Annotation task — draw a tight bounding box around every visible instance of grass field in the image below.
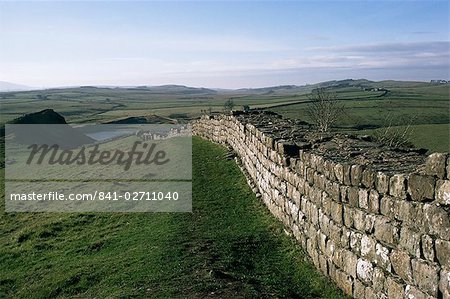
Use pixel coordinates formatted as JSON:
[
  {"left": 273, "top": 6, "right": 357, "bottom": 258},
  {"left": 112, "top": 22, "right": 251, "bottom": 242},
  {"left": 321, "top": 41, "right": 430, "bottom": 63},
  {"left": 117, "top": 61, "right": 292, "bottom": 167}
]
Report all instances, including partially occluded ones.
[
  {"left": 0, "top": 138, "right": 345, "bottom": 298},
  {"left": 357, "top": 123, "right": 450, "bottom": 153}
]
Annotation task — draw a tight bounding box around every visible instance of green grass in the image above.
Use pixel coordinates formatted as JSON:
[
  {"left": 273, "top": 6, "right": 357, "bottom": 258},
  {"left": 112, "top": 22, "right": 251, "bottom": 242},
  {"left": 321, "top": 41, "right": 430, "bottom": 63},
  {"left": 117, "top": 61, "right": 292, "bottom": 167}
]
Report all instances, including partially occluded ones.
[
  {"left": 357, "top": 123, "right": 450, "bottom": 153},
  {"left": 408, "top": 124, "right": 450, "bottom": 152},
  {"left": 272, "top": 97, "right": 449, "bottom": 129},
  {"left": 0, "top": 138, "right": 345, "bottom": 298}
]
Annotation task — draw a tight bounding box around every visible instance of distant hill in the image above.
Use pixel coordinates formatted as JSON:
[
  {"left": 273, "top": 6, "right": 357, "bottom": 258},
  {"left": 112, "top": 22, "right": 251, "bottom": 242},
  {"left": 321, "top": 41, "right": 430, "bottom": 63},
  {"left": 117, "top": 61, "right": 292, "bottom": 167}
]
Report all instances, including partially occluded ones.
[
  {"left": 0, "top": 84, "right": 218, "bottom": 97},
  {"left": 315, "top": 78, "right": 372, "bottom": 88},
  {"left": 230, "top": 79, "right": 377, "bottom": 96},
  {"left": 0, "top": 79, "right": 437, "bottom": 99},
  {"left": 133, "top": 85, "right": 217, "bottom": 95},
  {"left": 0, "top": 81, "right": 34, "bottom": 92},
  {"left": 231, "top": 85, "right": 313, "bottom": 96}
]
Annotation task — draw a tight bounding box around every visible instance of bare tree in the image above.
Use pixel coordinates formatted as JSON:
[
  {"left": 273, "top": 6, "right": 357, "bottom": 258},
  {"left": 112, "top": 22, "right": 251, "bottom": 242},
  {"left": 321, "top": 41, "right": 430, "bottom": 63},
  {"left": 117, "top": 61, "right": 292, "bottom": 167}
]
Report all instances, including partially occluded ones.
[
  {"left": 224, "top": 99, "right": 235, "bottom": 112},
  {"left": 372, "top": 114, "right": 415, "bottom": 147},
  {"left": 306, "top": 88, "right": 345, "bottom": 132}
]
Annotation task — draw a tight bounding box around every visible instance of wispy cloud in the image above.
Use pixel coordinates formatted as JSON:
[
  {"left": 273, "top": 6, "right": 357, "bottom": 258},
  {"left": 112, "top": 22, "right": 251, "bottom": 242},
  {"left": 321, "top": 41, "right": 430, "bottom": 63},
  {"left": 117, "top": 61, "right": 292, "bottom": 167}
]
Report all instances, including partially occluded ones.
[
  {"left": 290, "top": 41, "right": 449, "bottom": 70},
  {"left": 310, "top": 41, "right": 449, "bottom": 54}
]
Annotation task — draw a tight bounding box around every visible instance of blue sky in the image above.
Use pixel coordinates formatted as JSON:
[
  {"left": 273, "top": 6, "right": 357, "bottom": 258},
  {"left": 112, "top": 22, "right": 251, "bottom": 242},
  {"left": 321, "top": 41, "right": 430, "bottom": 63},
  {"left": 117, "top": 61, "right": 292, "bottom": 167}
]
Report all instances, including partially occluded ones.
[{"left": 0, "top": 1, "right": 448, "bottom": 88}]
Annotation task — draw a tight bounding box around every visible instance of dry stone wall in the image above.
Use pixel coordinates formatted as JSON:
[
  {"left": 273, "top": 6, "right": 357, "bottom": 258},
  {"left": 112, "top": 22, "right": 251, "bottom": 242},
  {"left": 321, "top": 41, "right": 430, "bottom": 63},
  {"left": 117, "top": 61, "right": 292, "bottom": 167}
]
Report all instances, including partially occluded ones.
[{"left": 193, "top": 111, "right": 450, "bottom": 299}]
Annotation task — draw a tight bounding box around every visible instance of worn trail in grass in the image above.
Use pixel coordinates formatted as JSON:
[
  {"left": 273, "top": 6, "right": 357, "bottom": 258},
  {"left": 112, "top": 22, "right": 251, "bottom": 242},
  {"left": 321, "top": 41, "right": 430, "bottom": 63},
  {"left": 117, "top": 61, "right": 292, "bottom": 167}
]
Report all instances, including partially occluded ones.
[{"left": 0, "top": 138, "right": 344, "bottom": 298}]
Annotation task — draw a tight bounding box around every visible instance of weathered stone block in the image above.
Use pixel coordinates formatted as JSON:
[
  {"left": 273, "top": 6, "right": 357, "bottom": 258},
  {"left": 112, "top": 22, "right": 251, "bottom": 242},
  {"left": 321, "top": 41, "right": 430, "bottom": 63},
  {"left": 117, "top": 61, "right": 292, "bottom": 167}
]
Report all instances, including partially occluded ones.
[
  {"left": 396, "top": 200, "right": 417, "bottom": 227},
  {"left": 380, "top": 195, "right": 398, "bottom": 219},
  {"left": 365, "top": 214, "right": 376, "bottom": 233},
  {"left": 361, "top": 169, "right": 375, "bottom": 189},
  {"left": 306, "top": 167, "right": 315, "bottom": 184},
  {"left": 315, "top": 173, "right": 325, "bottom": 190},
  {"left": 405, "top": 285, "right": 431, "bottom": 299},
  {"left": 390, "top": 249, "right": 413, "bottom": 282},
  {"left": 421, "top": 235, "right": 435, "bottom": 262},
  {"left": 327, "top": 182, "right": 340, "bottom": 202},
  {"left": 342, "top": 249, "right": 358, "bottom": 278},
  {"left": 310, "top": 187, "right": 322, "bottom": 206},
  {"left": 364, "top": 287, "right": 378, "bottom": 299},
  {"left": 353, "top": 278, "right": 365, "bottom": 299},
  {"left": 448, "top": 156, "right": 450, "bottom": 180},
  {"left": 329, "top": 222, "right": 342, "bottom": 247},
  {"left": 375, "top": 243, "right": 392, "bottom": 272},
  {"left": 343, "top": 164, "right": 352, "bottom": 186},
  {"left": 351, "top": 165, "right": 364, "bottom": 186},
  {"left": 425, "top": 152, "right": 447, "bottom": 179},
  {"left": 423, "top": 203, "right": 450, "bottom": 240},
  {"left": 321, "top": 192, "right": 332, "bottom": 217},
  {"left": 358, "top": 188, "right": 369, "bottom": 210},
  {"left": 310, "top": 203, "right": 319, "bottom": 225},
  {"left": 334, "top": 163, "right": 344, "bottom": 184},
  {"left": 408, "top": 173, "right": 435, "bottom": 201},
  {"left": 318, "top": 232, "right": 328, "bottom": 254},
  {"left": 328, "top": 258, "right": 337, "bottom": 280},
  {"left": 374, "top": 216, "right": 399, "bottom": 247},
  {"left": 292, "top": 189, "right": 301, "bottom": 206},
  {"left": 436, "top": 179, "right": 450, "bottom": 205},
  {"left": 352, "top": 209, "right": 366, "bottom": 232},
  {"left": 318, "top": 254, "right": 328, "bottom": 275},
  {"left": 389, "top": 174, "right": 407, "bottom": 199},
  {"left": 348, "top": 186, "right": 359, "bottom": 207},
  {"left": 324, "top": 160, "right": 334, "bottom": 181},
  {"left": 435, "top": 239, "right": 450, "bottom": 269},
  {"left": 357, "top": 258, "right": 373, "bottom": 285},
  {"left": 330, "top": 201, "right": 343, "bottom": 224},
  {"left": 376, "top": 172, "right": 389, "bottom": 194},
  {"left": 439, "top": 269, "right": 450, "bottom": 299},
  {"left": 325, "top": 238, "right": 335, "bottom": 257},
  {"left": 399, "top": 227, "right": 421, "bottom": 258},
  {"left": 368, "top": 189, "right": 380, "bottom": 214},
  {"left": 350, "top": 231, "right": 363, "bottom": 255},
  {"left": 385, "top": 276, "right": 405, "bottom": 299},
  {"left": 341, "top": 227, "right": 351, "bottom": 249},
  {"left": 298, "top": 149, "right": 306, "bottom": 162},
  {"left": 316, "top": 155, "right": 325, "bottom": 174},
  {"left": 411, "top": 258, "right": 439, "bottom": 297},
  {"left": 361, "top": 235, "right": 376, "bottom": 260},
  {"left": 372, "top": 267, "right": 386, "bottom": 293},
  {"left": 343, "top": 205, "right": 353, "bottom": 228},
  {"left": 332, "top": 248, "right": 343, "bottom": 269},
  {"left": 335, "top": 269, "right": 353, "bottom": 296}
]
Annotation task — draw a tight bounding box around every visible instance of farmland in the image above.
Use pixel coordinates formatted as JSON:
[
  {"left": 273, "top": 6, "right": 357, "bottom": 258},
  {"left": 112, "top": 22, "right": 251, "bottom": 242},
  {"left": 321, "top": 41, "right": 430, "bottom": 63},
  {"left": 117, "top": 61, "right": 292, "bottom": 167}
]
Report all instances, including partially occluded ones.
[{"left": 0, "top": 79, "right": 448, "bottom": 152}]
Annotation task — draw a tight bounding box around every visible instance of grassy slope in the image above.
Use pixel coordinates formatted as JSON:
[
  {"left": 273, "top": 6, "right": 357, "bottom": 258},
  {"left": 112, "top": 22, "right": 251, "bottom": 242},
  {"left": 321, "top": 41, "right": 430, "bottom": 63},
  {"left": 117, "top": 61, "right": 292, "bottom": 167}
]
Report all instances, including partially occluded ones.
[{"left": 0, "top": 138, "right": 345, "bottom": 299}]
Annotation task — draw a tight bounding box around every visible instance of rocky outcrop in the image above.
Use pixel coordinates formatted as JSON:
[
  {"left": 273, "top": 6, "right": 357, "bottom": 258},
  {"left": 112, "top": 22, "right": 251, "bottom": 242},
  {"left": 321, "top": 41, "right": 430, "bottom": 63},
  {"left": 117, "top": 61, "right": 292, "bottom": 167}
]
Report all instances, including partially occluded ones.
[
  {"left": 10, "top": 109, "right": 67, "bottom": 124},
  {"left": 193, "top": 111, "right": 450, "bottom": 299},
  {"left": 8, "top": 109, "right": 95, "bottom": 149}
]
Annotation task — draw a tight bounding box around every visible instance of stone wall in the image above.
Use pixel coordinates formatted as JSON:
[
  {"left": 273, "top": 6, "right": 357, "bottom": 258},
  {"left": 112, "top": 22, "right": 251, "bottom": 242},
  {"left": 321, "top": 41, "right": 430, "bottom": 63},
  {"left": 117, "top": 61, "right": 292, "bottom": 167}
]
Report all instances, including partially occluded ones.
[{"left": 193, "top": 112, "right": 450, "bottom": 299}]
